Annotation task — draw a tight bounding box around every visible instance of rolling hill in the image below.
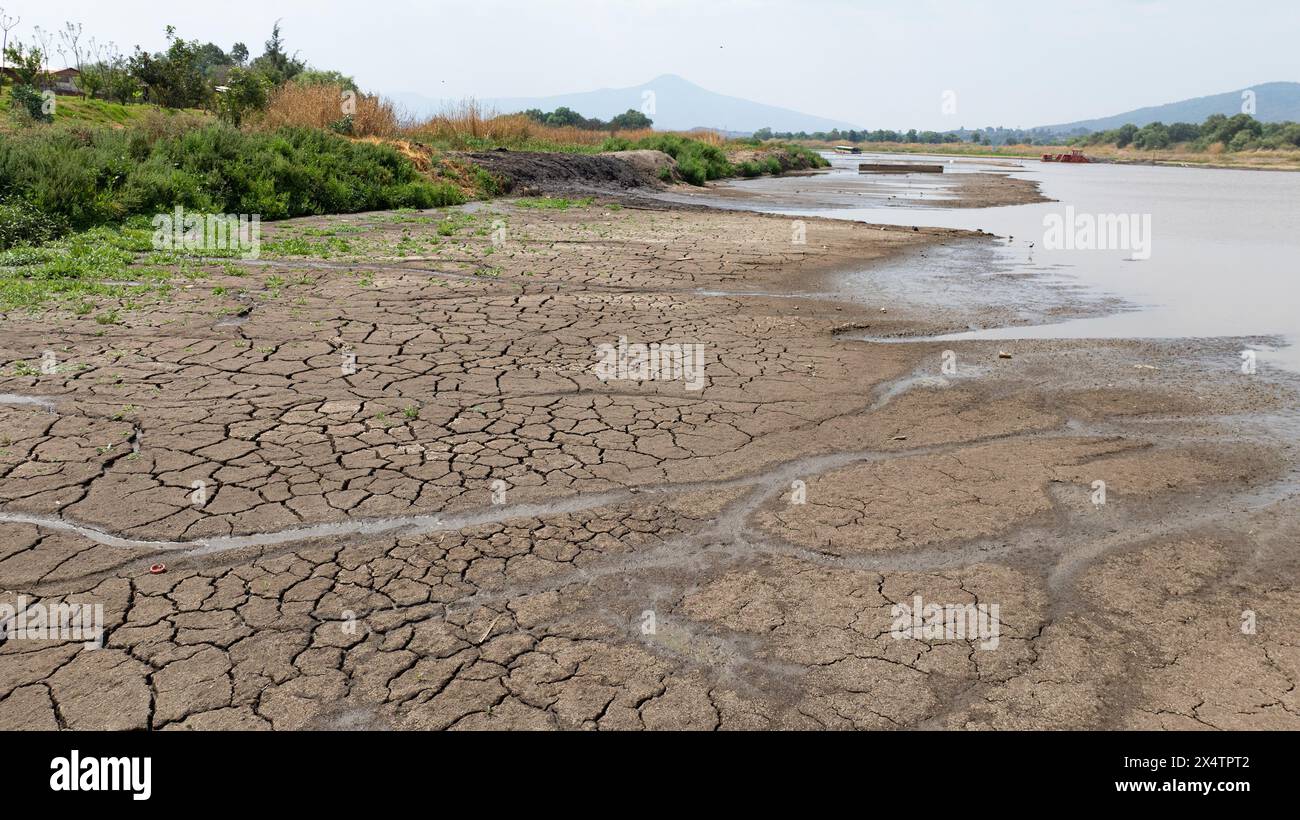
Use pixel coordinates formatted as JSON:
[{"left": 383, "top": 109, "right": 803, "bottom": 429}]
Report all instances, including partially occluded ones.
[{"left": 1038, "top": 81, "right": 1300, "bottom": 133}]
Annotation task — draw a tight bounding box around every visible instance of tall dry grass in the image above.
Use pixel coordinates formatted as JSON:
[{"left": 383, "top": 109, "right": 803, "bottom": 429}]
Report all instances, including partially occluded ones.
[
  {"left": 402, "top": 98, "right": 731, "bottom": 151},
  {"left": 403, "top": 99, "right": 657, "bottom": 150},
  {"left": 255, "top": 89, "right": 730, "bottom": 154},
  {"left": 256, "top": 82, "right": 399, "bottom": 138}
]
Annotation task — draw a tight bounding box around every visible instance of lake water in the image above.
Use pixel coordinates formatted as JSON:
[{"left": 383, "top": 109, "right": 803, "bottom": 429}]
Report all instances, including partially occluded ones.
[{"left": 725, "top": 151, "right": 1300, "bottom": 372}]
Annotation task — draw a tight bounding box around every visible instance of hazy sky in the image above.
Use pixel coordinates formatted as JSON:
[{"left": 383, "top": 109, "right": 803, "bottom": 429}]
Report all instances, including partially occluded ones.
[{"left": 4, "top": 0, "right": 1296, "bottom": 129}]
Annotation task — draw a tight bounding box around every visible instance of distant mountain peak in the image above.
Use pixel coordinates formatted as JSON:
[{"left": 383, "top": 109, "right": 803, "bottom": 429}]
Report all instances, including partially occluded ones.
[{"left": 391, "top": 74, "right": 859, "bottom": 134}]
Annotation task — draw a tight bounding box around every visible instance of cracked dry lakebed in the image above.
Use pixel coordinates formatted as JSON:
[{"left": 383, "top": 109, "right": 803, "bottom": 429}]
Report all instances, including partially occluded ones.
[{"left": 2, "top": 182, "right": 1299, "bottom": 731}]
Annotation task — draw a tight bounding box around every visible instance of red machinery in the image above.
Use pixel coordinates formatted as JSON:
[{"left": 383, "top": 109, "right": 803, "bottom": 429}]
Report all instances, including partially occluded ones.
[{"left": 1041, "top": 148, "right": 1091, "bottom": 163}]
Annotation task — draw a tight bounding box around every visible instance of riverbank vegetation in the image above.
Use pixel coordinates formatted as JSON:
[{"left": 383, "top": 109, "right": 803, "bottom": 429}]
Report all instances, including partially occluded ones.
[
  {"left": 0, "top": 19, "right": 821, "bottom": 237},
  {"left": 768, "top": 112, "right": 1300, "bottom": 170},
  {"left": 796, "top": 137, "right": 1300, "bottom": 171},
  {"left": 0, "top": 16, "right": 828, "bottom": 316}
]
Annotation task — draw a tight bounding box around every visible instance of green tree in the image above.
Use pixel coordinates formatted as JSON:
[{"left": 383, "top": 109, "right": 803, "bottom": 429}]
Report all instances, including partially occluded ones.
[
  {"left": 1228, "top": 129, "right": 1257, "bottom": 152},
  {"left": 3, "top": 40, "right": 43, "bottom": 85},
  {"left": 1113, "top": 123, "right": 1138, "bottom": 148},
  {"left": 128, "top": 26, "right": 211, "bottom": 108},
  {"left": 75, "top": 67, "right": 104, "bottom": 98},
  {"left": 1200, "top": 114, "right": 1227, "bottom": 141},
  {"left": 215, "top": 66, "right": 269, "bottom": 126},
  {"left": 1166, "top": 122, "right": 1199, "bottom": 143},
  {"left": 544, "top": 106, "right": 586, "bottom": 127},
  {"left": 1133, "top": 122, "right": 1170, "bottom": 150},
  {"left": 250, "top": 21, "right": 304, "bottom": 86},
  {"left": 102, "top": 53, "right": 142, "bottom": 103},
  {"left": 3, "top": 41, "right": 50, "bottom": 123},
  {"left": 609, "top": 108, "right": 652, "bottom": 130},
  {"left": 294, "top": 69, "right": 358, "bottom": 92},
  {"left": 193, "top": 42, "right": 234, "bottom": 79},
  {"left": 1278, "top": 123, "right": 1300, "bottom": 147}
]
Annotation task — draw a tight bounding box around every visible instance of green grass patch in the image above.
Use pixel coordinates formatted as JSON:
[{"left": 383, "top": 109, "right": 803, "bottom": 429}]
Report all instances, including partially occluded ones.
[
  {"left": 0, "top": 199, "right": 69, "bottom": 250},
  {"left": 0, "top": 95, "right": 209, "bottom": 127},
  {"left": 0, "top": 224, "right": 171, "bottom": 311},
  {"left": 512, "top": 196, "right": 594, "bottom": 210}
]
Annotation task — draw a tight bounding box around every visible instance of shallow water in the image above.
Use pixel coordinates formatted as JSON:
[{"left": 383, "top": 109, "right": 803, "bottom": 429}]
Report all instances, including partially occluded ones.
[
  {"left": 0, "top": 393, "right": 57, "bottom": 411},
  {"left": 727, "top": 151, "right": 1300, "bottom": 372}
]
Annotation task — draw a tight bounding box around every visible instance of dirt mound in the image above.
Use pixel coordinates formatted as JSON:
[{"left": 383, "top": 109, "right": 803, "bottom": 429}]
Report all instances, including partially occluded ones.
[
  {"left": 459, "top": 149, "right": 663, "bottom": 194},
  {"left": 360, "top": 138, "right": 484, "bottom": 198},
  {"left": 600, "top": 149, "right": 679, "bottom": 181}
]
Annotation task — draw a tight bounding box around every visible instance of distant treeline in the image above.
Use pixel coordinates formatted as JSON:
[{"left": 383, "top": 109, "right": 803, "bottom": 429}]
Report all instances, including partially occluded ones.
[
  {"left": 759, "top": 125, "right": 1061, "bottom": 146},
  {"left": 760, "top": 114, "right": 1300, "bottom": 151},
  {"left": 756, "top": 127, "right": 966, "bottom": 144},
  {"left": 1073, "top": 114, "right": 1300, "bottom": 151},
  {"left": 519, "top": 106, "right": 653, "bottom": 131}
]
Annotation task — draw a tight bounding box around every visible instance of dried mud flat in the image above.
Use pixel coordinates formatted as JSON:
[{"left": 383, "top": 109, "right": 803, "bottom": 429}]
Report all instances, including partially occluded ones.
[{"left": 2, "top": 190, "right": 1298, "bottom": 730}]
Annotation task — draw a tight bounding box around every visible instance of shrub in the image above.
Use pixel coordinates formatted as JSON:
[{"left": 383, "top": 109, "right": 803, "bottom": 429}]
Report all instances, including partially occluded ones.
[
  {"left": 328, "top": 114, "right": 354, "bottom": 135},
  {"left": 777, "top": 144, "right": 829, "bottom": 169},
  {"left": 472, "top": 167, "right": 503, "bottom": 197},
  {"left": 632, "top": 134, "right": 733, "bottom": 185},
  {"left": 9, "top": 84, "right": 52, "bottom": 124},
  {"left": 676, "top": 156, "right": 708, "bottom": 185},
  {"left": 599, "top": 137, "right": 633, "bottom": 152},
  {"left": 0, "top": 199, "right": 69, "bottom": 249},
  {"left": 0, "top": 121, "right": 450, "bottom": 227}
]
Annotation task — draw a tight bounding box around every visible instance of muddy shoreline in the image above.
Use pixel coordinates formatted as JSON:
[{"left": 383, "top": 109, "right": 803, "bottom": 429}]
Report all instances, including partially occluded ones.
[
  {"left": 657, "top": 168, "right": 1049, "bottom": 210},
  {"left": 802, "top": 145, "right": 1300, "bottom": 173},
  {"left": 1, "top": 170, "right": 1297, "bottom": 730}
]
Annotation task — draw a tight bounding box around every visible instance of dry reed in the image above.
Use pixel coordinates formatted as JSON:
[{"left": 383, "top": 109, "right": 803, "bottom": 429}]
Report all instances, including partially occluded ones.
[{"left": 256, "top": 82, "right": 399, "bottom": 138}]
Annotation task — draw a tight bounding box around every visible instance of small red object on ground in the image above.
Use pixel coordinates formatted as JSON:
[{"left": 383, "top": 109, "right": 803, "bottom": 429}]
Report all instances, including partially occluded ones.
[{"left": 149, "top": 563, "right": 166, "bottom": 574}]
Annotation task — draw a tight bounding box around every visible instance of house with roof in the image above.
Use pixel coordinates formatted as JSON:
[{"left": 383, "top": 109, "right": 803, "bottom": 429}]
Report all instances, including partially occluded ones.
[{"left": 0, "top": 67, "right": 81, "bottom": 94}]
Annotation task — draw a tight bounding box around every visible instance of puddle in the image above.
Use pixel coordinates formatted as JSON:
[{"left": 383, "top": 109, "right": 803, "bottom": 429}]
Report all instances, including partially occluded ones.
[{"left": 0, "top": 394, "right": 58, "bottom": 412}]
